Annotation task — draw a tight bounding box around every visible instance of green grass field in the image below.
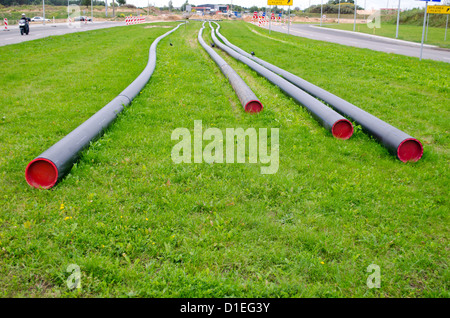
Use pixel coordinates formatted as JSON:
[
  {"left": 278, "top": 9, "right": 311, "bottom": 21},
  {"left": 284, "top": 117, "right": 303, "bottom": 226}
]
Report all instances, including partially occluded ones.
[
  {"left": 0, "top": 20, "right": 448, "bottom": 298},
  {"left": 323, "top": 22, "right": 450, "bottom": 49}
]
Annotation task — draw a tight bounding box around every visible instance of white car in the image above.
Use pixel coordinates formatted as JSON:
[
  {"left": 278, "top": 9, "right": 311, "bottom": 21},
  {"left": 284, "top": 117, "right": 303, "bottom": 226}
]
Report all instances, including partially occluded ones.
[{"left": 31, "top": 16, "right": 50, "bottom": 22}]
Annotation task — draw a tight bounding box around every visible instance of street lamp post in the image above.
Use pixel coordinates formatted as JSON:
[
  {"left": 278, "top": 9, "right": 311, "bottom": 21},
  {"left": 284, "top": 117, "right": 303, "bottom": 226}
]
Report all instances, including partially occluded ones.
[
  {"left": 396, "top": 0, "right": 401, "bottom": 38},
  {"left": 338, "top": 0, "right": 341, "bottom": 24},
  {"left": 420, "top": 1, "right": 428, "bottom": 61},
  {"left": 320, "top": 0, "right": 323, "bottom": 27},
  {"left": 353, "top": 0, "right": 357, "bottom": 31},
  {"left": 43, "top": 0, "right": 46, "bottom": 25}
]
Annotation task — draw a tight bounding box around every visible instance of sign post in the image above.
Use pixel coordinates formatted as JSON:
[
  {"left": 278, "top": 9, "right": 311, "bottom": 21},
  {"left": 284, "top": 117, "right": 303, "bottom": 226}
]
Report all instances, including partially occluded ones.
[
  {"left": 425, "top": 3, "right": 450, "bottom": 40},
  {"left": 338, "top": 0, "right": 341, "bottom": 24},
  {"left": 321, "top": 0, "right": 323, "bottom": 26},
  {"left": 268, "top": 0, "right": 293, "bottom": 34},
  {"left": 396, "top": 0, "right": 401, "bottom": 38},
  {"left": 446, "top": 14, "right": 449, "bottom": 40},
  {"left": 420, "top": 1, "right": 429, "bottom": 60},
  {"left": 419, "top": 0, "right": 442, "bottom": 61},
  {"left": 269, "top": 6, "right": 272, "bottom": 34}
]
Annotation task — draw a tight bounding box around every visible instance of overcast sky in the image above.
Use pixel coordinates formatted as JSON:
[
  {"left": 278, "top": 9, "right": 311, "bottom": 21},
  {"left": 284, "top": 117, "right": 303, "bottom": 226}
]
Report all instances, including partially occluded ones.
[{"left": 117, "top": 0, "right": 449, "bottom": 11}]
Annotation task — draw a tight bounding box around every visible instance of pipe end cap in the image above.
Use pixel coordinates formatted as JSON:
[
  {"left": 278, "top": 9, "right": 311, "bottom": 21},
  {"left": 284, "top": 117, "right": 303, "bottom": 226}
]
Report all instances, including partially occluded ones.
[
  {"left": 332, "top": 119, "right": 353, "bottom": 140},
  {"left": 397, "top": 138, "right": 423, "bottom": 162},
  {"left": 244, "top": 100, "right": 263, "bottom": 113},
  {"left": 25, "top": 158, "right": 58, "bottom": 189}
]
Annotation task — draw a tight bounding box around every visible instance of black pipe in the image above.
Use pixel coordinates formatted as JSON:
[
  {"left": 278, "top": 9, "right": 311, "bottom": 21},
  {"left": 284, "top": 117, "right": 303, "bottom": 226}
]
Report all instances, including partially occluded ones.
[
  {"left": 208, "top": 22, "right": 353, "bottom": 140},
  {"left": 213, "top": 22, "right": 423, "bottom": 162},
  {"left": 198, "top": 22, "right": 263, "bottom": 113},
  {"left": 25, "top": 24, "right": 182, "bottom": 189}
]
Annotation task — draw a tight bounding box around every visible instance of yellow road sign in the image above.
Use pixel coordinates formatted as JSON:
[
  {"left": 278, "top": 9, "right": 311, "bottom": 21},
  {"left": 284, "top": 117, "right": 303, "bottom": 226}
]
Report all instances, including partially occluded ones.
[
  {"left": 427, "top": 5, "right": 450, "bottom": 14},
  {"left": 268, "top": 0, "right": 293, "bottom": 5}
]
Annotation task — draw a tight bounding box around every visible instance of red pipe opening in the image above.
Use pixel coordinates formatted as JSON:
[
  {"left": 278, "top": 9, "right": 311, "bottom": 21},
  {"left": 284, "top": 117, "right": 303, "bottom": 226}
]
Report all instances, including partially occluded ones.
[
  {"left": 25, "top": 158, "right": 58, "bottom": 189},
  {"left": 397, "top": 138, "right": 423, "bottom": 162},
  {"left": 332, "top": 119, "right": 353, "bottom": 140},
  {"left": 244, "top": 100, "right": 263, "bottom": 113}
]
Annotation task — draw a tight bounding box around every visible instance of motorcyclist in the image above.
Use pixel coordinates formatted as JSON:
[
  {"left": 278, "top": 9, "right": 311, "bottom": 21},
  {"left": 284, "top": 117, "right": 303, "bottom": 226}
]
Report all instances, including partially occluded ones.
[
  {"left": 20, "top": 13, "right": 31, "bottom": 22},
  {"left": 19, "top": 13, "right": 30, "bottom": 34}
]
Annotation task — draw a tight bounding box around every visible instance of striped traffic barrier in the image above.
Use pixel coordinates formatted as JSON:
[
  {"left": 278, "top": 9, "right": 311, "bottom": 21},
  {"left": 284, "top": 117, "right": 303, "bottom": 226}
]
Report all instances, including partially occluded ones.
[
  {"left": 125, "top": 16, "right": 146, "bottom": 25},
  {"left": 3, "top": 18, "right": 9, "bottom": 31}
]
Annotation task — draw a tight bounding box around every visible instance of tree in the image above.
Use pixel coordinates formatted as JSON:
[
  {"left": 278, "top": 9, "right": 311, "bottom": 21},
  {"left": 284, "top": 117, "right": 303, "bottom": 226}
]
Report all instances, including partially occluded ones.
[
  {"left": 328, "top": 0, "right": 355, "bottom": 3},
  {"left": 168, "top": 0, "right": 173, "bottom": 11},
  {"left": 117, "top": 0, "right": 125, "bottom": 5},
  {"left": 181, "top": 0, "right": 190, "bottom": 11},
  {"left": 81, "top": 0, "right": 90, "bottom": 8}
]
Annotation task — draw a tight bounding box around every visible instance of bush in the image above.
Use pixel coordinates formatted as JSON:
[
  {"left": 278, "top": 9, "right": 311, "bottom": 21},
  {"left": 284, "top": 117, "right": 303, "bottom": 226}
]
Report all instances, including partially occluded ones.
[
  {"left": 384, "top": 8, "right": 449, "bottom": 28},
  {"left": 305, "top": 4, "right": 356, "bottom": 14}
]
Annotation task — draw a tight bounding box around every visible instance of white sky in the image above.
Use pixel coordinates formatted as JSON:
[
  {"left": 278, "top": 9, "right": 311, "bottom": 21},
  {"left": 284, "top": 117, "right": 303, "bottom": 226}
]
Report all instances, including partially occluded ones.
[{"left": 117, "top": 0, "right": 450, "bottom": 11}]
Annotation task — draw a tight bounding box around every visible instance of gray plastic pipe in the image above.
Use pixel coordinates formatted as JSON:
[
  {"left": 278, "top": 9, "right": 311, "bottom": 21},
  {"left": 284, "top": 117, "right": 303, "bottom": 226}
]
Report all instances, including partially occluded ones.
[
  {"left": 198, "top": 22, "right": 263, "bottom": 113},
  {"left": 213, "top": 22, "right": 423, "bottom": 162},
  {"left": 25, "top": 24, "right": 182, "bottom": 189},
  {"left": 208, "top": 22, "right": 353, "bottom": 141}
]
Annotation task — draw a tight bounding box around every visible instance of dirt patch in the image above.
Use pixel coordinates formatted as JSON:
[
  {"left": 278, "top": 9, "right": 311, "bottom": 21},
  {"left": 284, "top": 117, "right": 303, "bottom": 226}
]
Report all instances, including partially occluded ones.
[
  {"left": 248, "top": 28, "right": 290, "bottom": 44},
  {"left": 188, "top": 38, "right": 198, "bottom": 48}
]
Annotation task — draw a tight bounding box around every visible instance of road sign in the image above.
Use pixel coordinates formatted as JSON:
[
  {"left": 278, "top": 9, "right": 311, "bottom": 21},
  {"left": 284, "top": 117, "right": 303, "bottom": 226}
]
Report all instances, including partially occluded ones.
[
  {"left": 427, "top": 5, "right": 450, "bottom": 13},
  {"left": 268, "top": 0, "right": 293, "bottom": 5}
]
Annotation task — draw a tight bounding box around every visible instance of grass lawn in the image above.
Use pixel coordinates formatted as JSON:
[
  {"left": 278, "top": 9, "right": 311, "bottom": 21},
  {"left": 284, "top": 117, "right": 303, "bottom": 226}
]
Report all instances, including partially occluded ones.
[
  {"left": 322, "top": 22, "right": 450, "bottom": 49},
  {"left": 0, "top": 20, "right": 448, "bottom": 298}
]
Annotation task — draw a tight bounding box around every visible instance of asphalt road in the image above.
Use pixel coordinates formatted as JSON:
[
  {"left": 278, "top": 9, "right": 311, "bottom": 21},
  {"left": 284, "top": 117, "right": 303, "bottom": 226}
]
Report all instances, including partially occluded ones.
[
  {"left": 0, "top": 21, "right": 123, "bottom": 47},
  {"left": 265, "top": 23, "right": 450, "bottom": 63}
]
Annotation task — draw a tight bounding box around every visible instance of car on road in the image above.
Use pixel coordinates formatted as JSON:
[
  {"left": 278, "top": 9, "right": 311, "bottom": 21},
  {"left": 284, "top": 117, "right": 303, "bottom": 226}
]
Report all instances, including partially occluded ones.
[
  {"left": 31, "top": 16, "right": 50, "bottom": 22},
  {"left": 74, "top": 16, "right": 92, "bottom": 22}
]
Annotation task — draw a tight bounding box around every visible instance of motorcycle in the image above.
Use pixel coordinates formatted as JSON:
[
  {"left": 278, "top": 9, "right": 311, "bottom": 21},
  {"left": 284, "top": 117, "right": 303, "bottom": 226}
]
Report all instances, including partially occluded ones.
[{"left": 19, "top": 18, "right": 29, "bottom": 35}]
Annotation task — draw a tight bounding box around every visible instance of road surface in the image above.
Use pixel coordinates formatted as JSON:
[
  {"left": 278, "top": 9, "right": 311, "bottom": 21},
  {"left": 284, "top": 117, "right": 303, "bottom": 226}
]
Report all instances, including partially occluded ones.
[
  {"left": 265, "top": 23, "right": 450, "bottom": 63},
  {"left": 0, "top": 21, "right": 123, "bottom": 47}
]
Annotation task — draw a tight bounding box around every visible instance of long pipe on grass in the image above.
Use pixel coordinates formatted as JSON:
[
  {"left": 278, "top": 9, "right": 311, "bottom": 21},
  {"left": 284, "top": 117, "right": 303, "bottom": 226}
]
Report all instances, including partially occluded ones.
[
  {"left": 198, "top": 22, "right": 263, "bottom": 113},
  {"left": 208, "top": 22, "right": 353, "bottom": 140},
  {"left": 25, "top": 24, "right": 183, "bottom": 189},
  {"left": 213, "top": 22, "right": 423, "bottom": 162}
]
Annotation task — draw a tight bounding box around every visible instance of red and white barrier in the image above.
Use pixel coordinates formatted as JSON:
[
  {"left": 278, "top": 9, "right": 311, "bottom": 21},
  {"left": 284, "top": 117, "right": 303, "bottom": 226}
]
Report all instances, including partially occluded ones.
[
  {"left": 3, "top": 18, "right": 9, "bottom": 31},
  {"left": 125, "top": 16, "right": 146, "bottom": 25},
  {"left": 252, "top": 11, "right": 257, "bottom": 24}
]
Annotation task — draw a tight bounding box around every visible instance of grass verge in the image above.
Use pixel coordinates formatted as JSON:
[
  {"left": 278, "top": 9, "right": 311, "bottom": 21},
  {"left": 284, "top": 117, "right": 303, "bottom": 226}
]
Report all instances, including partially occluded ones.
[
  {"left": 0, "top": 20, "right": 448, "bottom": 297},
  {"left": 322, "top": 22, "right": 450, "bottom": 49}
]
